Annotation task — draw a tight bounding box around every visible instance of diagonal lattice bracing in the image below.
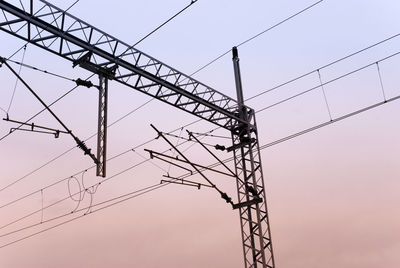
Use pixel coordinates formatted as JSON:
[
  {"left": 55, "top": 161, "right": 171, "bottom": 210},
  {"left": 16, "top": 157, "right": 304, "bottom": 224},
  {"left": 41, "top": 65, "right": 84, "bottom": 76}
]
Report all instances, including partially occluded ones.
[{"left": 0, "top": 0, "right": 248, "bottom": 130}]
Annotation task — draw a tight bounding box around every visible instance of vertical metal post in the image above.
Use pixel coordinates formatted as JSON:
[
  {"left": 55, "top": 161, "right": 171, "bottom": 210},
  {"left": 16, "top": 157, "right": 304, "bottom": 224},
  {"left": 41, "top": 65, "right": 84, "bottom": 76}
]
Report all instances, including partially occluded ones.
[
  {"left": 232, "top": 47, "right": 275, "bottom": 268},
  {"left": 96, "top": 74, "right": 108, "bottom": 177}
]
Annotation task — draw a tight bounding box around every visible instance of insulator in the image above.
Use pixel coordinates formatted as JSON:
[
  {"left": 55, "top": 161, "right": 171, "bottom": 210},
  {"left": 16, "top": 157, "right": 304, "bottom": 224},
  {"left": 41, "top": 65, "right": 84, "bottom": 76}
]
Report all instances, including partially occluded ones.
[
  {"left": 215, "top": 144, "right": 226, "bottom": 151},
  {"left": 221, "top": 192, "right": 232, "bottom": 204},
  {"left": 75, "top": 78, "right": 94, "bottom": 88}
]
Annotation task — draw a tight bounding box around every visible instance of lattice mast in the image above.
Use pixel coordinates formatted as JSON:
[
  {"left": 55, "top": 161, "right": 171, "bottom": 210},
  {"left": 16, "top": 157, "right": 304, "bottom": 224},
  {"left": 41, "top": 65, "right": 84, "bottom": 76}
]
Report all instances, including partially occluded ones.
[{"left": 232, "top": 47, "right": 275, "bottom": 267}]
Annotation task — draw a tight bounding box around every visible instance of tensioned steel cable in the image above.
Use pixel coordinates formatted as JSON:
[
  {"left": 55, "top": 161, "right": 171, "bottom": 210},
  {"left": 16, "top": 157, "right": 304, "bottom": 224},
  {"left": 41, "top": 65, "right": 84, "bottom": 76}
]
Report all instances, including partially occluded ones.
[
  {"left": 0, "top": 134, "right": 224, "bottom": 243},
  {"left": 131, "top": 0, "right": 199, "bottom": 48},
  {"left": 2, "top": 0, "right": 395, "bottom": 228},
  {"left": 255, "top": 50, "right": 400, "bottom": 114},
  {"left": 2, "top": 45, "right": 397, "bottom": 195},
  {"left": 6, "top": 58, "right": 76, "bottom": 82},
  {"left": 0, "top": 0, "right": 203, "bottom": 192},
  {"left": 0, "top": 179, "right": 173, "bottom": 249},
  {"left": 2, "top": 89, "right": 400, "bottom": 248},
  {"left": 1, "top": 0, "right": 322, "bottom": 190},
  {"left": 6, "top": 46, "right": 26, "bottom": 114},
  {"left": 0, "top": 120, "right": 210, "bottom": 211},
  {"left": 187, "top": 0, "right": 324, "bottom": 77},
  {"left": 173, "top": 92, "right": 400, "bottom": 181},
  {"left": 3, "top": 1, "right": 400, "bottom": 249},
  {"left": 0, "top": 130, "right": 214, "bottom": 232},
  {"left": 245, "top": 32, "right": 400, "bottom": 102}
]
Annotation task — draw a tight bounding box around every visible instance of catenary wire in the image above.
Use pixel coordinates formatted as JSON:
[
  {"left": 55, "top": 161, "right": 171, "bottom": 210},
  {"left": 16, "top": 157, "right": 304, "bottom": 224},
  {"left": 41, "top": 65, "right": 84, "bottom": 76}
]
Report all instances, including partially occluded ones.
[
  {"left": 6, "top": 58, "right": 76, "bottom": 82},
  {"left": 2, "top": 87, "right": 400, "bottom": 248},
  {"left": 1, "top": 0, "right": 398, "bottom": 249},
  {"left": 0, "top": 130, "right": 206, "bottom": 230},
  {"left": 255, "top": 50, "right": 400, "bottom": 114},
  {"left": 174, "top": 92, "right": 400, "bottom": 181},
  {"left": 2, "top": 1, "right": 400, "bottom": 251},
  {"left": 245, "top": 32, "right": 400, "bottom": 102},
  {"left": 6, "top": 46, "right": 26, "bottom": 114},
  {"left": 0, "top": 0, "right": 204, "bottom": 192},
  {"left": 0, "top": 119, "right": 207, "bottom": 211},
  {"left": 11, "top": 44, "right": 388, "bottom": 203},
  {"left": 1, "top": 0, "right": 322, "bottom": 195},
  {"left": 8, "top": 36, "right": 394, "bottom": 195},
  {"left": 0, "top": 73, "right": 93, "bottom": 144},
  {"left": 0, "top": 180, "right": 166, "bottom": 238},
  {"left": 131, "top": 0, "right": 198, "bottom": 48},
  {"left": 0, "top": 179, "right": 173, "bottom": 249},
  {"left": 2, "top": 0, "right": 396, "bottom": 228}
]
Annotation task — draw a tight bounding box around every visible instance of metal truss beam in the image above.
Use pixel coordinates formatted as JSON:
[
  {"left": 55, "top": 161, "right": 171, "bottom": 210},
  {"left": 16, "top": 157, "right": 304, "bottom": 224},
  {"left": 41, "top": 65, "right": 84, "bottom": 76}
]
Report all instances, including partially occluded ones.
[{"left": 0, "top": 0, "right": 249, "bottom": 130}]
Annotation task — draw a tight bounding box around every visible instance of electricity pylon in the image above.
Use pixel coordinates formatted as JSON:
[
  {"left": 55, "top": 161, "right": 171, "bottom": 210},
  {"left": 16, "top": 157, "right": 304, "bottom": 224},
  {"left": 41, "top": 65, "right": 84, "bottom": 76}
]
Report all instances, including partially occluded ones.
[{"left": 0, "top": 1, "right": 274, "bottom": 266}]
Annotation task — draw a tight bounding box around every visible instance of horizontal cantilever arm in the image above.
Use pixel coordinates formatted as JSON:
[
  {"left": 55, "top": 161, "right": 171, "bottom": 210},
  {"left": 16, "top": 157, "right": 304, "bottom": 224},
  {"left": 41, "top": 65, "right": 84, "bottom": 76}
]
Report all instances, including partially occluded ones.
[
  {"left": 145, "top": 149, "right": 235, "bottom": 178},
  {"left": 0, "top": 0, "right": 249, "bottom": 130}
]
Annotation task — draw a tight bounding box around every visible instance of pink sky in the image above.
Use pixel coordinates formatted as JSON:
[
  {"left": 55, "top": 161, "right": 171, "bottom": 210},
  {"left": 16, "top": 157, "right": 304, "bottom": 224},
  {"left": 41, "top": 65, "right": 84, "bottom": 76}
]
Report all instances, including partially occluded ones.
[{"left": 0, "top": 0, "right": 400, "bottom": 267}]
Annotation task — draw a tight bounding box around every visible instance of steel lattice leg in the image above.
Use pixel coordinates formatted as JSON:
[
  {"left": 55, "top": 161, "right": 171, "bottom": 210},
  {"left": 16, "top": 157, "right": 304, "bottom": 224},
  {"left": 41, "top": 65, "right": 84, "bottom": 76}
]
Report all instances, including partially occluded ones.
[
  {"left": 96, "top": 75, "right": 108, "bottom": 177},
  {"left": 232, "top": 118, "right": 275, "bottom": 268}
]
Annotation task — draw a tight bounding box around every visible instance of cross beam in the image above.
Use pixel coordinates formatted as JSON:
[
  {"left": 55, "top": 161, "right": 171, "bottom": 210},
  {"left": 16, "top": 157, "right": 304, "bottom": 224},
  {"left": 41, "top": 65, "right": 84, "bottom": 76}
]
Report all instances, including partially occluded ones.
[{"left": 0, "top": 0, "right": 248, "bottom": 130}]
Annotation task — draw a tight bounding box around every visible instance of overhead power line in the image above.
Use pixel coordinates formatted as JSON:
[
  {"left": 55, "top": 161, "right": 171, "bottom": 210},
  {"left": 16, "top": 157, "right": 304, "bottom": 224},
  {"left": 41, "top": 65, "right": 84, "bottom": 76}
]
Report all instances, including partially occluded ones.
[
  {"left": 3, "top": 88, "right": 400, "bottom": 248},
  {"left": 2, "top": 39, "right": 399, "bottom": 196},
  {"left": 131, "top": 0, "right": 199, "bottom": 48},
  {"left": 7, "top": 29, "right": 394, "bottom": 194},
  {"left": 172, "top": 90, "right": 400, "bottom": 181},
  {"left": 1, "top": 59, "right": 98, "bottom": 163},
  {"left": 2, "top": 86, "right": 400, "bottom": 249},
  {"left": 0, "top": 121, "right": 210, "bottom": 212},
  {"left": 188, "top": 0, "right": 324, "bottom": 77},
  {"left": 246, "top": 32, "right": 400, "bottom": 102},
  {"left": 258, "top": 95, "right": 400, "bottom": 150},
  {"left": 0, "top": 130, "right": 214, "bottom": 234},
  {"left": 6, "top": 46, "right": 26, "bottom": 114},
  {"left": 0, "top": 179, "right": 172, "bottom": 249},
  {"left": 1, "top": 0, "right": 323, "bottom": 195},
  {"left": 0, "top": 75, "right": 93, "bottom": 143},
  {"left": 6, "top": 58, "right": 76, "bottom": 82},
  {"left": 0, "top": 0, "right": 203, "bottom": 192},
  {"left": 256, "top": 50, "right": 400, "bottom": 114}
]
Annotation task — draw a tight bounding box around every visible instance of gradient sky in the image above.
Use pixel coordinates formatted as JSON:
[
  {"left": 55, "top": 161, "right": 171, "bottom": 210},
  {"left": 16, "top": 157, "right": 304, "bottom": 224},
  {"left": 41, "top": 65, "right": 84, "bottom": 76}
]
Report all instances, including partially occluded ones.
[{"left": 0, "top": 0, "right": 399, "bottom": 267}]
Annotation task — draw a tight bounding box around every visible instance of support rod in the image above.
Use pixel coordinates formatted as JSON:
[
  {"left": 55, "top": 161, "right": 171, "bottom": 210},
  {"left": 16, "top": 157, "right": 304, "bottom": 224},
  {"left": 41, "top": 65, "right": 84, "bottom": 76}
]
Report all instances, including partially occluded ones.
[
  {"left": 150, "top": 124, "right": 234, "bottom": 206},
  {"left": 0, "top": 57, "right": 99, "bottom": 164}
]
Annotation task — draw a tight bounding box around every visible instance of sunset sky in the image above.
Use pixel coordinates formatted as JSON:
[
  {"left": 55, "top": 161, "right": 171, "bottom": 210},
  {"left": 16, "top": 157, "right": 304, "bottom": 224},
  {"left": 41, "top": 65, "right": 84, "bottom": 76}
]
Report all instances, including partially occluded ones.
[{"left": 0, "top": 0, "right": 399, "bottom": 267}]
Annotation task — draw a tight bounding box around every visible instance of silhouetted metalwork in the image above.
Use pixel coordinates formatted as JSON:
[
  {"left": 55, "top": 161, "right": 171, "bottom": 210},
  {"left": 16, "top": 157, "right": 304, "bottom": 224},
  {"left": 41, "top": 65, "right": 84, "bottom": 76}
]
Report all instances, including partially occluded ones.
[
  {"left": 0, "top": 2, "right": 275, "bottom": 267},
  {"left": 0, "top": 57, "right": 99, "bottom": 164},
  {"left": 96, "top": 75, "right": 108, "bottom": 177},
  {"left": 0, "top": 0, "right": 246, "bottom": 129},
  {"left": 3, "top": 116, "right": 68, "bottom": 138}
]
